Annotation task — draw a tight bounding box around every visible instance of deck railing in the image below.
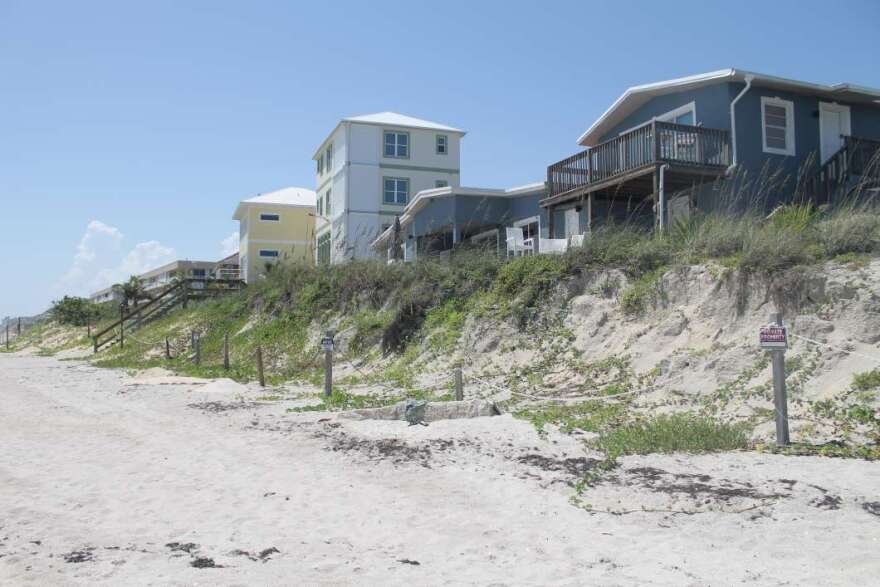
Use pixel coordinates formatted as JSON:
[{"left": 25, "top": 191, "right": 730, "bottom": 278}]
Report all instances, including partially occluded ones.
[
  {"left": 802, "top": 136, "right": 880, "bottom": 204},
  {"left": 547, "top": 121, "right": 730, "bottom": 201}
]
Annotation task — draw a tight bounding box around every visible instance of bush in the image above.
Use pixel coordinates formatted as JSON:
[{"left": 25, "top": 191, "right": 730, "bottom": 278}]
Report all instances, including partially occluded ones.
[
  {"left": 596, "top": 412, "right": 749, "bottom": 457},
  {"left": 852, "top": 369, "right": 880, "bottom": 391},
  {"left": 51, "top": 296, "right": 101, "bottom": 326}
]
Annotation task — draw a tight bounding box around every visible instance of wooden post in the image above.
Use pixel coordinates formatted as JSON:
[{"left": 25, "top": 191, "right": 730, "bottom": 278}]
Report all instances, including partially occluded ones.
[
  {"left": 93, "top": 336, "right": 98, "bottom": 354},
  {"left": 5, "top": 323, "right": 8, "bottom": 351},
  {"left": 17, "top": 317, "right": 21, "bottom": 335},
  {"left": 119, "top": 305, "right": 125, "bottom": 349},
  {"left": 454, "top": 367, "right": 463, "bottom": 401},
  {"left": 165, "top": 336, "right": 171, "bottom": 360},
  {"left": 190, "top": 330, "right": 196, "bottom": 352},
  {"left": 223, "top": 332, "right": 230, "bottom": 370},
  {"left": 323, "top": 330, "right": 335, "bottom": 397},
  {"left": 547, "top": 205, "right": 555, "bottom": 240},
  {"left": 770, "top": 312, "right": 790, "bottom": 446},
  {"left": 194, "top": 335, "right": 201, "bottom": 365},
  {"left": 256, "top": 346, "right": 265, "bottom": 387},
  {"left": 87, "top": 323, "right": 91, "bottom": 338}
]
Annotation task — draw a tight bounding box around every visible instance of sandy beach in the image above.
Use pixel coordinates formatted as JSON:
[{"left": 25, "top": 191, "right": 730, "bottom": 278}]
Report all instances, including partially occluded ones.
[{"left": 1, "top": 354, "right": 879, "bottom": 585}]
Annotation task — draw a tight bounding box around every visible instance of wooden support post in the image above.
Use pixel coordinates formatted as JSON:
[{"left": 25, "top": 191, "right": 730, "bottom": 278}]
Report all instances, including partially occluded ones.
[
  {"left": 769, "top": 312, "right": 790, "bottom": 446},
  {"left": 323, "top": 330, "right": 335, "bottom": 398},
  {"left": 119, "top": 305, "right": 125, "bottom": 349},
  {"left": 17, "top": 317, "right": 21, "bottom": 335},
  {"left": 223, "top": 332, "right": 230, "bottom": 370},
  {"left": 165, "top": 336, "right": 171, "bottom": 360},
  {"left": 547, "top": 205, "right": 555, "bottom": 239},
  {"left": 193, "top": 335, "right": 201, "bottom": 365},
  {"left": 93, "top": 336, "right": 98, "bottom": 354},
  {"left": 454, "top": 367, "right": 463, "bottom": 401},
  {"left": 256, "top": 346, "right": 265, "bottom": 387},
  {"left": 191, "top": 330, "right": 196, "bottom": 351},
  {"left": 87, "top": 323, "right": 91, "bottom": 338},
  {"left": 5, "top": 323, "right": 8, "bottom": 351}
]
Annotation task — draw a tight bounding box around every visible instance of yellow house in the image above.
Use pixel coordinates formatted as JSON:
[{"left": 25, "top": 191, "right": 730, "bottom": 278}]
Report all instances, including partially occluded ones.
[{"left": 232, "top": 186, "right": 317, "bottom": 283}]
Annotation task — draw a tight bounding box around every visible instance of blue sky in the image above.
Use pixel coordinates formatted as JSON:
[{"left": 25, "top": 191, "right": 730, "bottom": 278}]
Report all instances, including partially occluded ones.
[{"left": 2, "top": 0, "right": 879, "bottom": 317}]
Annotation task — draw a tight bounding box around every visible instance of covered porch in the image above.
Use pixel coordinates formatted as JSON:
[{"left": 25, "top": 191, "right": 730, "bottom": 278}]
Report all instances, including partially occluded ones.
[{"left": 543, "top": 120, "right": 731, "bottom": 232}]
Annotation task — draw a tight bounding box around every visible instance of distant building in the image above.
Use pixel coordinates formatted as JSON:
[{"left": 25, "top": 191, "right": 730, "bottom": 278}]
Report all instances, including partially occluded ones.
[
  {"left": 312, "top": 112, "right": 465, "bottom": 264},
  {"left": 212, "top": 252, "right": 240, "bottom": 281},
  {"left": 88, "top": 259, "right": 219, "bottom": 303},
  {"left": 232, "top": 186, "right": 317, "bottom": 283}
]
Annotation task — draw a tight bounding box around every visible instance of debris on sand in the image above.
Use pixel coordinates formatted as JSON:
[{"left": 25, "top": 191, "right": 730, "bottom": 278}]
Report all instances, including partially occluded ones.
[
  {"left": 862, "top": 502, "right": 880, "bottom": 517},
  {"left": 341, "top": 399, "right": 501, "bottom": 423},
  {"left": 398, "top": 558, "right": 421, "bottom": 565},
  {"left": 190, "top": 556, "right": 222, "bottom": 568},
  {"left": 187, "top": 401, "right": 261, "bottom": 414},
  {"left": 63, "top": 548, "right": 95, "bottom": 563},
  {"left": 230, "top": 546, "right": 280, "bottom": 562},
  {"left": 165, "top": 542, "right": 199, "bottom": 554}
]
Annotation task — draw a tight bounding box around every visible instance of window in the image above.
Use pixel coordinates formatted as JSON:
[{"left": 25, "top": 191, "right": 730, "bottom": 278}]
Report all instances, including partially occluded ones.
[
  {"left": 383, "top": 131, "right": 409, "bottom": 158},
  {"left": 259, "top": 249, "right": 280, "bottom": 258},
  {"left": 317, "top": 197, "right": 323, "bottom": 217},
  {"left": 436, "top": 134, "right": 448, "bottom": 155},
  {"left": 317, "top": 154, "right": 324, "bottom": 175},
  {"left": 325, "top": 145, "right": 333, "bottom": 171},
  {"left": 325, "top": 189, "right": 331, "bottom": 216},
  {"left": 259, "top": 212, "right": 280, "bottom": 222},
  {"left": 761, "top": 97, "right": 795, "bottom": 156},
  {"left": 191, "top": 269, "right": 206, "bottom": 277},
  {"left": 383, "top": 177, "right": 409, "bottom": 205},
  {"left": 435, "top": 180, "right": 449, "bottom": 188}
]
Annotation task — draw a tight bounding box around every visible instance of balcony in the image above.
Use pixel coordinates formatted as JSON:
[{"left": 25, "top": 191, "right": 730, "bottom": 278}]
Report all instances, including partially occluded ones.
[{"left": 544, "top": 121, "right": 731, "bottom": 207}]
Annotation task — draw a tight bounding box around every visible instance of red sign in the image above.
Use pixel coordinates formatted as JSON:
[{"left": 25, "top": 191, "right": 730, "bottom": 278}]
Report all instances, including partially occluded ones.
[{"left": 759, "top": 325, "right": 788, "bottom": 350}]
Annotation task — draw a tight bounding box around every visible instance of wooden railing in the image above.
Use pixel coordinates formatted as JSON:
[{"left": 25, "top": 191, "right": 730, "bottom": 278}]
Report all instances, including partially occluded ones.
[
  {"left": 92, "top": 278, "right": 245, "bottom": 353},
  {"left": 547, "top": 121, "right": 730, "bottom": 201},
  {"left": 803, "top": 136, "right": 880, "bottom": 204}
]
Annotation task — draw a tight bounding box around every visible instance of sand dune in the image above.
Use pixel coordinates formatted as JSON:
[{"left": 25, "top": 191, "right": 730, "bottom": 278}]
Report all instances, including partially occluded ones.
[{"left": 1, "top": 354, "right": 878, "bottom": 585}]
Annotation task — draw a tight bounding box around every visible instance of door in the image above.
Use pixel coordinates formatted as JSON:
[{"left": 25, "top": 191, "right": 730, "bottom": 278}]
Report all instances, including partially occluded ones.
[
  {"left": 819, "top": 102, "right": 851, "bottom": 163},
  {"left": 564, "top": 208, "right": 580, "bottom": 238}
]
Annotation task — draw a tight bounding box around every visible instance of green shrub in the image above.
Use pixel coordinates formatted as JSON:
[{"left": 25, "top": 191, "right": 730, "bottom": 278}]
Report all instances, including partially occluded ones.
[
  {"left": 619, "top": 269, "right": 665, "bottom": 315},
  {"left": 596, "top": 412, "right": 749, "bottom": 457},
  {"left": 853, "top": 369, "right": 880, "bottom": 391},
  {"left": 51, "top": 296, "right": 101, "bottom": 326}
]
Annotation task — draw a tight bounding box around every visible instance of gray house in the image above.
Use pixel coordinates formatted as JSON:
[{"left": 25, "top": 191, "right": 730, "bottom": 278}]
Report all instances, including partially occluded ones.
[
  {"left": 371, "top": 183, "right": 549, "bottom": 259},
  {"left": 544, "top": 69, "right": 880, "bottom": 235}
]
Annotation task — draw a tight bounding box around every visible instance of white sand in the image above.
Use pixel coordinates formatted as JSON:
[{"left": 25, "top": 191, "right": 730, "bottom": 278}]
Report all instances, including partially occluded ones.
[{"left": 1, "top": 354, "right": 879, "bottom": 585}]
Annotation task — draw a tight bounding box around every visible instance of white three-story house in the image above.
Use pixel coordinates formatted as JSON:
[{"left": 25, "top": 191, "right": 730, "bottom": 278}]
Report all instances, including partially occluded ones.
[{"left": 312, "top": 112, "right": 465, "bottom": 263}]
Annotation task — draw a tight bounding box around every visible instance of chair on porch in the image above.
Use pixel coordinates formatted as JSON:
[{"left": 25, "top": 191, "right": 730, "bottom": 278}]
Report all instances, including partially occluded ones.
[
  {"left": 569, "top": 234, "right": 586, "bottom": 248},
  {"left": 505, "top": 227, "right": 534, "bottom": 258}
]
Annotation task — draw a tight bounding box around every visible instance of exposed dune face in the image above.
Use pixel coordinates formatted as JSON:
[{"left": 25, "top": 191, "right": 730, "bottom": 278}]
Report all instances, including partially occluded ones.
[{"left": 2, "top": 354, "right": 879, "bottom": 585}]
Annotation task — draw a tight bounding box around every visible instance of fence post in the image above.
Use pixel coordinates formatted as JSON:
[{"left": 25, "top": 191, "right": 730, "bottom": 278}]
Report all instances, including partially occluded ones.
[
  {"left": 322, "top": 330, "right": 335, "bottom": 397},
  {"left": 165, "top": 336, "right": 171, "bottom": 360},
  {"left": 87, "top": 323, "right": 91, "bottom": 338},
  {"left": 223, "top": 332, "right": 230, "bottom": 370},
  {"left": 194, "top": 334, "right": 201, "bottom": 365},
  {"left": 119, "top": 305, "right": 125, "bottom": 349},
  {"left": 17, "top": 317, "right": 21, "bottom": 336},
  {"left": 769, "top": 312, "right": 790, "bottom": 446},
  {"left": 5, "top": 323, "right": 8, "bottom": 351},
  {"left": 256, "top": 346, "right": 265, "bottom": 387},
  {"left": 454, "top": 367, "right": 464, "bottom": 401}
]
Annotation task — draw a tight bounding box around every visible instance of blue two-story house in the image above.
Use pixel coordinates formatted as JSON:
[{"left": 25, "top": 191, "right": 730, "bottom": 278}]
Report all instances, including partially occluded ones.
[{"left": 544, "top": 68, "right": 880, "bottom": 235}]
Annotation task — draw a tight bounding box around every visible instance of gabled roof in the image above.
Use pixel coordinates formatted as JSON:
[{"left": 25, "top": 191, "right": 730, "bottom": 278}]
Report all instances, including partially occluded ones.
[
  {"left": 578, "top": 68, "right": 880, "bottom": 146},
  {"left": 343, "top": 112, "right": 465, "bottom": 133},
  {"left": 233, "top": 186, "right": 317, "bottom": 219},
  {"left": 370, "top": 182, "right": 546, "bottom": 249}
]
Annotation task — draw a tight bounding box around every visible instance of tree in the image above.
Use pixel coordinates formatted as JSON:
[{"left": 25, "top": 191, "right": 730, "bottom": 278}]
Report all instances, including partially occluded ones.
[{"left": 51, "top": 296, "right": 100, "bottom": 326}]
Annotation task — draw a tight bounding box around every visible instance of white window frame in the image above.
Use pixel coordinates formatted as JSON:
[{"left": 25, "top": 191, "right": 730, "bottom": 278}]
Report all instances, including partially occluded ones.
[
  {"left": 317, "top": 154, "right": 324, "bottom": 175},
  {"left": 383, "top": 177, "right": 409, "bottom": 205},
  {"left": 258, "top": 249, "right": 280, "bottom": 258},
  {"left": 325, "top": 145, "right": 333, "bottom": 171},
  {"left": 435, "top": 179, "right": 449, "bottom": 188},
  {"left": 761, "top": 96, "right": 795, "bottom": 156},
  {"left": 436, "top": 134, "right": 448, "bottom": 155},
  {"left": 325, "top": 189, "right": 331, "bottom": 216},
  {"left": 383, "top": 131, "right": 410, "bottom": 159},
  {"left": 259, "top": 212, "right": 281, "bottom": 222}
]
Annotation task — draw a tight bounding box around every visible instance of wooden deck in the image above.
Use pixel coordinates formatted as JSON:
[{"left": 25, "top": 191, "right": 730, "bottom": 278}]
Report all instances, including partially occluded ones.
[{"left": 543, "top": 121, "right": 731, "bottom": 210}]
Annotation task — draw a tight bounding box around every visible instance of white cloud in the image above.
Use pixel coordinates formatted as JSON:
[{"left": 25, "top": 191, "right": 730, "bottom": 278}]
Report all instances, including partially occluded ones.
[
  {"left": 57, "top": 221, "right": 177, "bottom": 297},
  {"left": 220, "top": 231, "right": 239, "bottom": 257}
]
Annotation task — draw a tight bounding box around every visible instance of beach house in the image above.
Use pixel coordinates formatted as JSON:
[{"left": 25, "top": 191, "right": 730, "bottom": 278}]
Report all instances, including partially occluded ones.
[
  {"left": 544, "top": 69, "right": 880, "bottom": 236},
  {"left": 88, "top": 258, "right": 224, "bottom": 303},
  {"left": 233, "top": 186, "right": 317, "bottom": 283},
  {"left": 312, "top": 112, "right": 466, "bottom": 264}
]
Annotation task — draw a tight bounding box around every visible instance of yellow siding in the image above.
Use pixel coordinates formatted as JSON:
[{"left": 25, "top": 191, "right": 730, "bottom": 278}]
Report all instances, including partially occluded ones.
[{"left": 239, "top": 203, "right": 315, "bottom": 282}]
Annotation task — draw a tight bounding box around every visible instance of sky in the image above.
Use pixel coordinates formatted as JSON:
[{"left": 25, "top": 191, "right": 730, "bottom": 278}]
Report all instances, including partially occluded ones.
[{"left": 2, "top": 0, "right": 879, "bottom": 317}]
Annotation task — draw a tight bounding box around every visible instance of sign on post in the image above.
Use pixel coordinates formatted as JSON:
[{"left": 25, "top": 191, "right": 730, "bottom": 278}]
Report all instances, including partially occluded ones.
[
  {"left": 322, "top": 330, "right": 335, "bottom": 397},
  {"left": 761, "top": 313, "right": 790, "bottom": 446},
  {"left": 321, "top": 335, "right": 334, "bottom": 352},
  {"left": 759, "top": 324, "right": 788, "bottom": 350}
]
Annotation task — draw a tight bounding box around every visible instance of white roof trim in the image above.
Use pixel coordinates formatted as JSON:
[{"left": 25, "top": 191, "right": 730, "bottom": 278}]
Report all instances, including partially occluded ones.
[
  {"left": 577, "top": 68, "right": 880, "bottom": 146},
  {"left": 370, "top": 182, "right": 546, "bottom": 249},
  {"left": 233, "top": 187, "right": 317, "bottom": 220}
]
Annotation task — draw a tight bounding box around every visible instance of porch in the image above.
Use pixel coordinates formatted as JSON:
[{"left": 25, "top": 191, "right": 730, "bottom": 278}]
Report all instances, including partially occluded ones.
[{"left": 543, "top": 121, "right": 731, "bottom": 231}]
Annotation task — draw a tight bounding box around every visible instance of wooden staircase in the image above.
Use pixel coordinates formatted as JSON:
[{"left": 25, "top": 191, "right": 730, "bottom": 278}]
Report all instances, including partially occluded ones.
[
  {"left": 802, "top": 136, "right": 880, "bottom": 205},
  {"left": 92, "top": 278, "right": 244, "bottom": 353}
]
